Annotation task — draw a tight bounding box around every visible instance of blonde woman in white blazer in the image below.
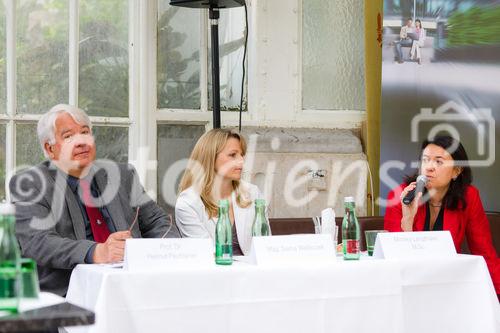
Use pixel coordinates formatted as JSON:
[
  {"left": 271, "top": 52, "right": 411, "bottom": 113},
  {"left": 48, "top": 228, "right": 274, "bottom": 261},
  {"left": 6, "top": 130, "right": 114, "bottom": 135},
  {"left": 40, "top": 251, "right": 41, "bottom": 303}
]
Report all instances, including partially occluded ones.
[{"left": 175, "top": 129, "right": 267, "bottom": 255}]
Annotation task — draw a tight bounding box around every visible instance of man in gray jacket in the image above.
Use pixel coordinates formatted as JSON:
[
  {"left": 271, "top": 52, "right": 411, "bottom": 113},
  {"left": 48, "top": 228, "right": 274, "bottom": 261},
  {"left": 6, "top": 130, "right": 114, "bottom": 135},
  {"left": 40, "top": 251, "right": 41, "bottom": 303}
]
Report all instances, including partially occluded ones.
[{"left": 9, "top": 104, "right": 178, "bottom": 296}]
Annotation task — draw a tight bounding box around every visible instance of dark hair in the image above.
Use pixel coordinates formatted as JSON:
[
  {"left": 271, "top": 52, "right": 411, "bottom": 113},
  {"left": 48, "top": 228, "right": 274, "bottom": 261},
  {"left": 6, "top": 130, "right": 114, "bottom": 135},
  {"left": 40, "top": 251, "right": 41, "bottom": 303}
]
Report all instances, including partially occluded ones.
[
  {"left": 404, "top": 136, "right": 472, "bottom": 210},
  {"left": 415, "top": 19, "right": 422, "bottom": 27},
  {"left": 407, "top": 18, "right": 413, "bottom": 22}
]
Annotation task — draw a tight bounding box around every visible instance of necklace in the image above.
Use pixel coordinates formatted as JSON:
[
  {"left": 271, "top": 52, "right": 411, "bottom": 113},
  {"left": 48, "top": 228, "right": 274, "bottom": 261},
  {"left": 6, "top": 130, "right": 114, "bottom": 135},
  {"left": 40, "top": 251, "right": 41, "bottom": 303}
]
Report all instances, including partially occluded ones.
[{"left": 429, "top": 202, "right": 442, "bottom": 208}]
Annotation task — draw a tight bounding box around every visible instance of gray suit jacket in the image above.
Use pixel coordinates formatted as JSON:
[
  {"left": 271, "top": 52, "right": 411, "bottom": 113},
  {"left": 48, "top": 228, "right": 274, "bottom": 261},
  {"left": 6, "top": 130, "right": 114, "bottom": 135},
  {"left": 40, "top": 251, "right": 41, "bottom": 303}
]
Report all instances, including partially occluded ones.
[{"left": 9, "top": 160, "right": 178, "bottom": 296}]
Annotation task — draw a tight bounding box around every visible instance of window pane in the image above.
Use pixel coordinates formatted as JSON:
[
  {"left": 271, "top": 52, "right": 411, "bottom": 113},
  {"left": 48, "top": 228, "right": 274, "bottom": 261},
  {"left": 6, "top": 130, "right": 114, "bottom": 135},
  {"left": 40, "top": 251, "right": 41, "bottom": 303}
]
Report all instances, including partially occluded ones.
[
  {"left": 92, "top": 126, "right": 128, "bottom": 163},
  {"left": 157, "top": 3, "right": 201, "bottom": 110},
  {"left": 15, "top": 124, "right": 128, "bottom": 168},
  {"left": 79, "top": 0, "right": 128, "bottom": 117},
  {"left": 16, "top": 124, "right": 45, "bottom": 167},
  {"left": 0, "top": 2, "right": 5, "bottom": 114},
  {"left": 157, "top": 124, "right": 205, "bottom": 214},
  {"left": 17, "top": 0, "right": 69, "bottom": 114},
  {"left": 302, "top": 0, "right": 365, "bottom": 111},
  {"left": 0, "top": 125, "right": 5, "bottom": 200},
  {"left": 208, "top": 7, "right": 247, "bottom": 111}
]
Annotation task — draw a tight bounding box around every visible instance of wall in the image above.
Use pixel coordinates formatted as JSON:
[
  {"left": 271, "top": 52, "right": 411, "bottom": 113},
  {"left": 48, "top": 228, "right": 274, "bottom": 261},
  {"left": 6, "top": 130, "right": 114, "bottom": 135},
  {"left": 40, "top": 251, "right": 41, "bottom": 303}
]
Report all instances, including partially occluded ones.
[{"left": 241, "top": 127, "right": 368, "bottom": 218}]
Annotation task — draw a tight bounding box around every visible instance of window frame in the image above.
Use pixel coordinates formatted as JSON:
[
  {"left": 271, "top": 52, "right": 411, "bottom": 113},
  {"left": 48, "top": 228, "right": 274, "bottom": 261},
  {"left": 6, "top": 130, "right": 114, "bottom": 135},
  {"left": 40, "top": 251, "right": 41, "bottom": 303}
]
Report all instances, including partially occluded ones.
[
  {"left": 2, "top": 0, "right": 367, "bottom": 201},
  {"left": 2, "top": 0, "right": 133, "bottom": 201},
  {"left": 150, "top": 0, "right": 366, "bottom": 198},
  {"left": 297, "top": 0, "right": 367, "bottom": 119}
]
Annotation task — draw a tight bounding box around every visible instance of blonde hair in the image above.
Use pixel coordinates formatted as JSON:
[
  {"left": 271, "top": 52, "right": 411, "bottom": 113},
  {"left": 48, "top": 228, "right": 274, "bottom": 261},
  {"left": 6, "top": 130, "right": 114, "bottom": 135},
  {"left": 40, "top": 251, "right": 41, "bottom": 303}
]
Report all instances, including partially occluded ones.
[{"left": 178, "top": 128, "right": 251, "bottom": 218}]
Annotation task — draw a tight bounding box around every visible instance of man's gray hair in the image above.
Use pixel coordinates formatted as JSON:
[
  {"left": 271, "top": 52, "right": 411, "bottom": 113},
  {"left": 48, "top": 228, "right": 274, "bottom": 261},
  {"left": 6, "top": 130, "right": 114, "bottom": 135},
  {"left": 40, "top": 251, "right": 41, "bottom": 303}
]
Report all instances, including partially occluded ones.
[{"left": 37, "top": 104, "right": 92, "bottom": 157}]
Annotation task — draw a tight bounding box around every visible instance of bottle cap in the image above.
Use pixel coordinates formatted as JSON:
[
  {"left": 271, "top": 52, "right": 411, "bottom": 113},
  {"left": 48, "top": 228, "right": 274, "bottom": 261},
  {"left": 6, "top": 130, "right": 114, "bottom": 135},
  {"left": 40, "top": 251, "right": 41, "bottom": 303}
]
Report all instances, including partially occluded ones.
[
  {"left": 344, "top": 196, "right": 355, "bottom": 203},
  {"left": 0, "top": 202, "right": 15, "bottom": 215},
  {"left": 254, "top": 199, "right": 266, "bottom": 206}
]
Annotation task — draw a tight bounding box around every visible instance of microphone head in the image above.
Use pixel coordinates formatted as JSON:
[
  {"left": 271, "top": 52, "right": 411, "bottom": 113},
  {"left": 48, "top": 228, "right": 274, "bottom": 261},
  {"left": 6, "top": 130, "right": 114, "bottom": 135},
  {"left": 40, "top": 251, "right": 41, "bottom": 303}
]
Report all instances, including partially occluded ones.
[{"left": 416, "top": 175, "right": 428, "bottom": 184}]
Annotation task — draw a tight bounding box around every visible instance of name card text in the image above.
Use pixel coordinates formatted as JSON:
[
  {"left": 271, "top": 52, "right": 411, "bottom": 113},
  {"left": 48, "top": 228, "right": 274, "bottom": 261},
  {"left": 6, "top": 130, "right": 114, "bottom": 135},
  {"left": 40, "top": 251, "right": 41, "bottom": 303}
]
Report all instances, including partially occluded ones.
[
  {"left": 124, "top": 238, "right": 213, "bottom": 271},
  {"left": 373, "top": 231, "right": 456, "bottom": 259},
  {"left": 249, "top": 234, "right": 336, "bottom": 265}
]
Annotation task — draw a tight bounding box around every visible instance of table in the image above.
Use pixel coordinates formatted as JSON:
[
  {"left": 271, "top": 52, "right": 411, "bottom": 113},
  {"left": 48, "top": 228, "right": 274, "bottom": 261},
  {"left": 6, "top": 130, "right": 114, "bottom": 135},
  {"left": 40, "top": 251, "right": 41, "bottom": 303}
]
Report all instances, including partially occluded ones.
[
  {"left": 66, "top": 255, "right": 500, "bottom": 333},
  {"left": 0, "top": 293, "right": 94, "bottom": 332}
]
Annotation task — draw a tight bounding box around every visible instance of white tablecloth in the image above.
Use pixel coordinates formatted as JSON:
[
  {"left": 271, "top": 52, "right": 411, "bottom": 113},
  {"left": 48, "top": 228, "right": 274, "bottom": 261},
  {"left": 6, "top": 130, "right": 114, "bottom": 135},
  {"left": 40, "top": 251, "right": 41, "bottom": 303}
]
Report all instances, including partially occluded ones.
[
  {"left": 0, "top": 292, "right": 66, "bottom": 316},
  {"left": 66, "top": 255, "right": 500, "bottom": 333},
  {"left": 19, "top": 292, "right": 66, "bottom": 312}
]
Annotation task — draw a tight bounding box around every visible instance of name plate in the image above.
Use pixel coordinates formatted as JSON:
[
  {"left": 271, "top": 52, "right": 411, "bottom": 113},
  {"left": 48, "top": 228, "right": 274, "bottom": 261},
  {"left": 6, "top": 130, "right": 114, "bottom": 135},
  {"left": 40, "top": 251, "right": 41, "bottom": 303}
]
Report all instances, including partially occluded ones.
[
  {"left": 373, "top": 231, "right": 456, "bottom": 259},
  {"left": 124, "top": 238, "right": 213, "bottom": 271},
  {"left": 248, "top": 234, "right": 336, "bottom": 265}
]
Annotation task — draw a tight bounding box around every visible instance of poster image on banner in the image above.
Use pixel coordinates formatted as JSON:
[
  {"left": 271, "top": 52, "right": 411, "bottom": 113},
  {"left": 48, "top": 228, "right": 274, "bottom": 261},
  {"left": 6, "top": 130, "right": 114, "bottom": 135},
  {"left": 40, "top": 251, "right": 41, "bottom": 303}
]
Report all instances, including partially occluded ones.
[{"left": 380, "top": 0, "right": 500, "bottom": 213}]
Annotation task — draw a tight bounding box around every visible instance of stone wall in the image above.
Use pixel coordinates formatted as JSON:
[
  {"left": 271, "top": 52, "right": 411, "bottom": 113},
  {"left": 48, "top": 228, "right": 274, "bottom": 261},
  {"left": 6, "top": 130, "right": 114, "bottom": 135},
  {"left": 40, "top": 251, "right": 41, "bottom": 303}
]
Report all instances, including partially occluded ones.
[{"left": 240, "top": 127, "right": 369, "bottom": 218}]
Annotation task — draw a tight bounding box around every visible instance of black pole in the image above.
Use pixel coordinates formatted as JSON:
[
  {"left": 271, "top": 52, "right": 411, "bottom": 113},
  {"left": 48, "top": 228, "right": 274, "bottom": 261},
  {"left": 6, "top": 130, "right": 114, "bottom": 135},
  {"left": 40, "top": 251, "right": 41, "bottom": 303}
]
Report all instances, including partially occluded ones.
[{"left": 209, "top": 7, "right": 221, "bottom": 129}]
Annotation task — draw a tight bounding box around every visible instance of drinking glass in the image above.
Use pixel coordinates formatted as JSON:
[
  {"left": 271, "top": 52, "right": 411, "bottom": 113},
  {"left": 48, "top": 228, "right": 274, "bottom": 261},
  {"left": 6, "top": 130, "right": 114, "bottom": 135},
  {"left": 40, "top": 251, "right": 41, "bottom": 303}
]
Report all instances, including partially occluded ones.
[{"left": 365, "top": 230, "right": 387, "bottom": 256}]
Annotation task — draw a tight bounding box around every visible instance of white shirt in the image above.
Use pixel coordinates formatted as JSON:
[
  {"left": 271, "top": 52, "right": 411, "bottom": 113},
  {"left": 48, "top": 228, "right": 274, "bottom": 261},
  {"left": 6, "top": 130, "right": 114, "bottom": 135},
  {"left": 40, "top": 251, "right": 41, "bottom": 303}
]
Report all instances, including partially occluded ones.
[{"left": 175, "top": 182, "right": 264, "bottom": 255}]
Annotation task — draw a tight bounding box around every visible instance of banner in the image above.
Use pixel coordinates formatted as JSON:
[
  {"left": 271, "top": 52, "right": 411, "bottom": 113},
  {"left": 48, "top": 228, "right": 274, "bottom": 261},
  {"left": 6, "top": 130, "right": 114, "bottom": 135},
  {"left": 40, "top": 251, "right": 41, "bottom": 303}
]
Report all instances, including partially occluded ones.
[{"left": 380, "top": 0, "right": 500, "bottom": 212}]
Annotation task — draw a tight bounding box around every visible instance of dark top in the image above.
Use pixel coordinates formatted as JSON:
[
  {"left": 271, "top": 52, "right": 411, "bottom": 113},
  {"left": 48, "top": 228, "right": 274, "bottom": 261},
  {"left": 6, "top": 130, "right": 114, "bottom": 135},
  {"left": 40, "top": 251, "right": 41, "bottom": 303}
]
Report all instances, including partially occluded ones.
[
  {"left": 232, "top": 222, "right": 244, "bottom": 256},
  {"left": 424, "top": 202, "right": 444, "bottom": 231},
  {"left": 67, "top": 175, "right": 117, "bottom": 263}
]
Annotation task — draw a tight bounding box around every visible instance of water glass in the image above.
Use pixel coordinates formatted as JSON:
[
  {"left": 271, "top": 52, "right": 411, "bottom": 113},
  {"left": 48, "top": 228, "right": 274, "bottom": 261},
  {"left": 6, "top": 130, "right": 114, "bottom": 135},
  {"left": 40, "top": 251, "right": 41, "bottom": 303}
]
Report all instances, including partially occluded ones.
[
  {"left": 365, "top": 230, "right": 387, "bottom": 256},
  {"left": 21, "top": 258, "right": 39, "bottom": 298}
]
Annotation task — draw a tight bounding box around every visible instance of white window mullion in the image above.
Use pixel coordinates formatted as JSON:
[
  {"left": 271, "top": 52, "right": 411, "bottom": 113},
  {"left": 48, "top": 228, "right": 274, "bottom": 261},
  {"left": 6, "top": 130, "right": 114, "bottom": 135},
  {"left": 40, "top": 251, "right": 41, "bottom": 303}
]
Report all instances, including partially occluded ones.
[
  {"left": 87, "top": 116, "right": 131, "bottom": 126},
  {"left": 5, "top": 0, "right": 16, "bottom": 200},
  {"left": 4, "top": 114, "right": 130, "bottom": 126},
  {"left": 68, "top": 0, "right": 79, "bottom": 106},
  {"left": 145, "top": 0, "right": 158, "bottom": 200},
  {"left": 5, "top": 120, "right": 15, "bottom": 200},
  {"left": 6, "top": 0, "right": 15, "bottom": 119},
  {"left": 296, "top": 0, "right": 303, "bottom": 118},
  {"left": 133, "top": 0, "right": 158, "bottom": 200},
  {"left": 128, "top": 0, "right": 140, "bottom": 166}
]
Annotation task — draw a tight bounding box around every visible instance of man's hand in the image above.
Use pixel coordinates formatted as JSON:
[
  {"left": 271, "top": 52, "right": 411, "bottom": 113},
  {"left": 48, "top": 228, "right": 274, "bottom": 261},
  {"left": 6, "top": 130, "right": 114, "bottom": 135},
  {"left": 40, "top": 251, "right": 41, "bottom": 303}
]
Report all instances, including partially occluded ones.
[{"left": 92, "top": 231, "right": 132, "bottom": 264}]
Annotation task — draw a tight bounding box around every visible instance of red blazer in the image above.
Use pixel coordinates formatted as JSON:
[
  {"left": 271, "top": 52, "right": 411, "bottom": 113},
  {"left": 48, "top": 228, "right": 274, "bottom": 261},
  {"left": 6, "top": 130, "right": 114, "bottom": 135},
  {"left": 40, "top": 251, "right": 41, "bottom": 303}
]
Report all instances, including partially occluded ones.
[{"left": 384, "top": 184, "right": 500, "bottom": 295}]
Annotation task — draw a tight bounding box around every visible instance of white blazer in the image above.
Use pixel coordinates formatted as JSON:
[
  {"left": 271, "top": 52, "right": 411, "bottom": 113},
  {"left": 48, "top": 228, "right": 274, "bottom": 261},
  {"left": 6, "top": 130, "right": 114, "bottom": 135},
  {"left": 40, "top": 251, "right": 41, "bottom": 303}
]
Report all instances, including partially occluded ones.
[{"left": 175, "top": 182, "right": 264, "bottom": 255}]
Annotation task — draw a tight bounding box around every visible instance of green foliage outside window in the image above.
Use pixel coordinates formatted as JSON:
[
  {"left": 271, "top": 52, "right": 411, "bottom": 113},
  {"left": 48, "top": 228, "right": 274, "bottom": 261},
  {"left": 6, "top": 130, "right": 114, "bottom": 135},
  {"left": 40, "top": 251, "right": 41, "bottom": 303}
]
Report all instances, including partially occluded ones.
[
  {"left": 79, "top": 0, "right": 128, "bottom": 117},
  {"left": 157, "top": 7, "right": 201, "bottom": 110}
]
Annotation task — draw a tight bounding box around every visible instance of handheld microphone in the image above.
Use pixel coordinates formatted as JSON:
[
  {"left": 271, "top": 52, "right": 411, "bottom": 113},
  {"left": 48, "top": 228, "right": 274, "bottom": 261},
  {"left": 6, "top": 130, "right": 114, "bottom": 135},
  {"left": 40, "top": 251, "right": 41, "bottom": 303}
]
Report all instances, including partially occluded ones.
[{"left": 402, "top": 175, "right": 428, "bottom": 205}]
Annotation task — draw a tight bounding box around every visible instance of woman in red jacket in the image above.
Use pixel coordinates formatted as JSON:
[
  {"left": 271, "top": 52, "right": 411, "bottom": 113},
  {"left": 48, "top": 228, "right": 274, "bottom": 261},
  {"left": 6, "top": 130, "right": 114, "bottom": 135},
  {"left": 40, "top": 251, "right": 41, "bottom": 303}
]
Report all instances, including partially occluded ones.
[{"left": 384, "top": 136, "right": 499, "bottom": 297}]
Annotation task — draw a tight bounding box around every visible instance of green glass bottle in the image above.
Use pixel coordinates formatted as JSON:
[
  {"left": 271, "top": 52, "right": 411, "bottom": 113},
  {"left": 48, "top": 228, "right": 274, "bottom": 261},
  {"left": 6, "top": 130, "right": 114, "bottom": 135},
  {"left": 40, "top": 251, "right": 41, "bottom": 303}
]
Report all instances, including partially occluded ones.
[
  {"left": 215, "top": 199, "right": 233, "bottom": 265},
  {"left": 342, "top": 197, "right": 360, "bottom": 260},
  {"left": 251, "top": 199, "right": 270, "bottom": 237},
  {"left": 0, "top": 203, "right": 22, "bottom": 314}
]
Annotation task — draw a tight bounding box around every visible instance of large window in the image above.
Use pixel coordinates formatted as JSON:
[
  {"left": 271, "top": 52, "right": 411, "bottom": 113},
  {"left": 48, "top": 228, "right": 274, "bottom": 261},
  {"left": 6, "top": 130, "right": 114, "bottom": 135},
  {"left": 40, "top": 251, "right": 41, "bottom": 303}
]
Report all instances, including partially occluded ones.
[
  {"left": 156, "top": 2, "right": 247, "bottom": 111},
  {"left": 16, "top": 0, "right": 68, "bottom": 115},
  {"left": 208, "top": 6, "right": 247, "bottom": 111},
  {"left": 0, "top": 1, "right": 6, "bottom": 115},
  {"left": 16, "top": 123, "right": 44, "bottom": 167},
  {"left": 79, "top": 0, "right": 128, "bottom": 117},
  {"left": 155, "top": 2, "right": 247, "bottom": 209},
  {"left": 1, "top": 0, "right": 129, "bottom": 200},
  {"left": 1, "top": 0, "right": 365, "bottom": 201},
  {"left": 157, "top": 4, "right": 201, "bottom": 110},
  {"left": 157, "top": 124, "right": 205, "bottom": 214},
  {"left": 0, "top": 2, "right": 5, "bottom": 200},
  {"left": 302, "top": 0, "right": 365, "bottom": 111}
]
